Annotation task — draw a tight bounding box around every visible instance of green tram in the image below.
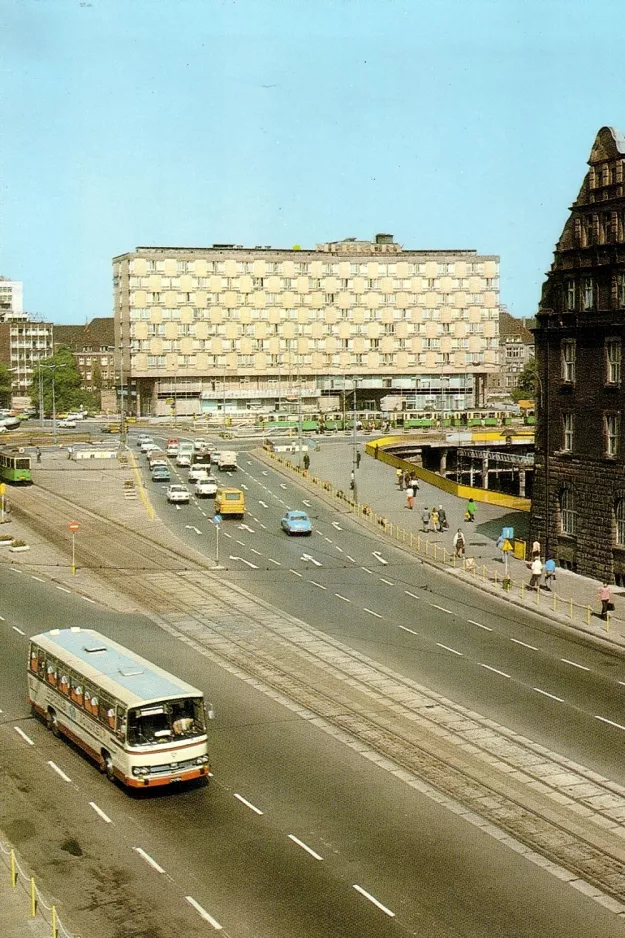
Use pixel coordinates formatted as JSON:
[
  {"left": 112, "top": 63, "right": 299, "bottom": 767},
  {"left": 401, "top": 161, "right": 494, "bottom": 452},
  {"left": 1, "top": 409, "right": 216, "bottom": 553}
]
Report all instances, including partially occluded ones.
[{"left": 0, "top": 449, "right": 33, "bottom": 484}]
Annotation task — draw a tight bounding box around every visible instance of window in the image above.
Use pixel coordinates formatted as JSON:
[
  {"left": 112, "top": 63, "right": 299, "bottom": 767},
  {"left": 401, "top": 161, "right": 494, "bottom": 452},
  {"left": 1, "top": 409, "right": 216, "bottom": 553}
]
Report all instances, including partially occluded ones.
[
  {"left": 582, "top": 277, "right": 594, "bottom": 310},
  {"left": 565, "top": 279, "right": 576, "bottom": 311},
  {"left": 341, "top": 279, "right": 349, "bottom": 289},
  {"left": 618, "top": 274, "right": 625, "bottom": 308},
  {"left": 616, "top": 499, "right": 625, "bottom": 547},
  {"left": 562, "top": 412, "right": 574, "bottom": 452},
  {"left": 560, "top": 488, "right": 576, "bottom": 536},
  {"left": 606, "top": 339, "right": 621, "bottom": 384},
  {"left": 147, "top": 260, "right": 156, "bottom": 273},
  {"left": 325, "top": 293, "right": 336, "bottom": 304},
  {"left": 177, "top": 261, "right": 188, "bottom": 274},
  {"left": 561, "top": 339, "right": 576, "bottom": 382},
  {"left": 605, "top": 413, "right": 619, "bottom": 456}
]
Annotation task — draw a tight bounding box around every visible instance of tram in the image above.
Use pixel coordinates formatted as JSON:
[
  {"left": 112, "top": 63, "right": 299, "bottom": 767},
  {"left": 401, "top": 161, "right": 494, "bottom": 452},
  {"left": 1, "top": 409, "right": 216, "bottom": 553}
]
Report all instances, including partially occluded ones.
[{"left": 0, "top": 449, "right": 32, "bottom": 484}]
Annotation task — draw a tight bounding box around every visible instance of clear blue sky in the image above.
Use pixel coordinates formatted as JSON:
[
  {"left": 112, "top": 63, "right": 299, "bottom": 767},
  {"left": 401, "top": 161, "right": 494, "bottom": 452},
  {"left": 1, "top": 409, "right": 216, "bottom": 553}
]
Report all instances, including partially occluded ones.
[{"left": 2, "top": 0, "right": 624, "bottom": 325}]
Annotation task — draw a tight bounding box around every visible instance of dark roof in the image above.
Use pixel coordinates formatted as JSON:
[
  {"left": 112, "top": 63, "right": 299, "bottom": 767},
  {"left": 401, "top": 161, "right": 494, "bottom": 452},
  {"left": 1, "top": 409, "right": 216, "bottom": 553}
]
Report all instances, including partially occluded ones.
[
  {"left": 499, "top": 309, "right": 534, "bottom": 342},
  {"left": 55, "top": 318, "right": 114, "bottom": 352}
]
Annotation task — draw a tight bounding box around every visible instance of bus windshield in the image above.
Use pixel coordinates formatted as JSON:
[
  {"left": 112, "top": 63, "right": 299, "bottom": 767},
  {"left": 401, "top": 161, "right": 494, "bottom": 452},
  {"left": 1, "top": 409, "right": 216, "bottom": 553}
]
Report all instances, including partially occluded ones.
[{"left": 127, "top": 697, "right": 205, "bottom": 747}]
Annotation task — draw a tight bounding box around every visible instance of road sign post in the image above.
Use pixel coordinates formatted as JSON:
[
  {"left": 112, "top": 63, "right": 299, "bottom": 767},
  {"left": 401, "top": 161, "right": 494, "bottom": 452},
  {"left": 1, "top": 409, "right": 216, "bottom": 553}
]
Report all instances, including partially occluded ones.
[
  {"left": 0, "top": 482, "right": 5, "bottom": 523},
  {"left": 212, "top": 514, "right": 222, "bottom": 567},
  {"left": 68, "top": 521, "right": 79, "bottom": 575},
  {"left": 500, "top": 530, "right": 513, "bottom": 589}
]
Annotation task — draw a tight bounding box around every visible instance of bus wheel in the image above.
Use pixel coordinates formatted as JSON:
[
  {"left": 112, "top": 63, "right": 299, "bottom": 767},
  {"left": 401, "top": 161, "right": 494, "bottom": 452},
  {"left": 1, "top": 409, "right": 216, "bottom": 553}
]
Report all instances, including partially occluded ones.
[
  {"left": 100, "top": 751, "right": 114, "bottom": 781},
  {"left": 46, "top": 709, "right": 59, "bottom": 737}
]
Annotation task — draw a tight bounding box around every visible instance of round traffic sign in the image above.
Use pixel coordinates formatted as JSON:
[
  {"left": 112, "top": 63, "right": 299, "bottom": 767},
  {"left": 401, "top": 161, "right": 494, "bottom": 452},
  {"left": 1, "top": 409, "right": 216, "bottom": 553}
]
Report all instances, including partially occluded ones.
[
  {"left": 212, "top": 514, "right": 222, "bottom": 525},
  {"left": 68, "top": 521, "right": 80, "bottom": 532}
]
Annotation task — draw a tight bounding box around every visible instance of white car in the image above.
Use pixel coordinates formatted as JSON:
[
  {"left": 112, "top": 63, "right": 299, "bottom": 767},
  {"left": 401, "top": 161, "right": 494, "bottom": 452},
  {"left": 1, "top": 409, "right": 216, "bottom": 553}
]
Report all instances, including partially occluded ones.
[
  {"left": 188, "top": 464, "right": 210, "bottom": 483},
  {"left": 142, "top": 442, "right": 159, "bottom": 455},
  {"left": 140, "top": 437, "right": 156, "bottom": 452},
  {"left": 195, "top": 475, "right": 218, "bottom": 498},
  {"left": 176, "top": 453, "right": 192, "bottom": 468},
  {"left": 137, "top": 433, "right": 151, "bottom": 447},
  {"left": 58, "top": 419, "right": 77, "bottom": 429},
  {"left": 166, "top": 484, "right": 190, "bottom": 504},
  {"left": 210, "top": 451, "right": 221, "bottom": 465},
  {"left": 193, "top": 438, "right": 209, "bottom": 453}
]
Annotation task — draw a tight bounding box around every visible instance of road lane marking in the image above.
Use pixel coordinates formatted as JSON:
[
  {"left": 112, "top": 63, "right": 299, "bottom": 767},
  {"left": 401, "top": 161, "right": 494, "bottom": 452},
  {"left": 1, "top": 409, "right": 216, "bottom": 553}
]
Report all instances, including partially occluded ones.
[
  {"left": 56, "top": 586, "right": 71, "bottom": 593},
  {"left": 372, "top": 551, "right": 388, "bottom": 565},
  {"left": 185, "top": 525, "right": 202, "bottom": 535},
  {"left": 269, "top": 558, "right": 281, "bottom": 565},
  {"left": 301, "top": 553, "right": 322, "bottom": 566},
  {"left": 468, "top": 619, "right": 492, "bottom": 631},
  {"left": 48, "top": 761, "right": 72, "bottom": 782},
  {"left": 222, "top": 531, "right": 232, "bottom": 539},
  {"left": 404, "top": 590, "right": 420, "bottom": 600},
  {"left": 361, "top": 567, "right": 374, "bottom": 574},
  {"left": 134, "top": 847, "right": 165, "bottom": 873},
  {"left": 379, "top": 578, "right": 394, "bottom": 586},
  {"left": 347, "top": 555, "right": 356, "bottom": 563},
  {"left": 511, "top": 638, "right": 538, "bottom": 650},
  {"left": 560, "top": 658, "right": 590, "bottom": 671},
  {"left": 429, "top": 603, "right": 453, "bottom": 614},
  {"left": 335, "top": 593, "right": 351, "bottom": 602},
  {"left": 324, "top": 536, "right": 332, "bottom": 543},
  {"left": 399, "top": 626, "right": 419, "bottom": 635},
  {"left": 228, "top": 556, "right": 258, "bottom": 569},
  {"left": 364, "top": 608, "right": 383, "bottom": 618},
  {"left": 250, "top": 548, "right": 262, "bottom": 556},
  {"left": 12, "top": 626, "right": 25, "bottom": 635},
  {"left": 89, "top": 802, "right": 112, "bottom": 823},
  {"left": 288, "top": 835, "right": 323, "bottom": 860},
  {"left": 10, "top": 568, "right": 23, "bottom": 574},
  {"left": 595, "top": 715, "right": 625, "bottom": 731},
  {"left": 310, "top": 581, "right": 327, "bottom": 590},
  {"left": 185, "top": 896, "right": 222, "bottom": 930},
  {"left": 289, "top": 569, "right": 303, "bottom": 577},
  {"left": 534, "top": 688, "right": 564, "bottom": 702},
  {"left": 352, "top": 884, "right": 395, "bottom": 917},
  {"left": 235, "top": 539, "right": 246, "bottom": 546},
  {"left": 331, "top": 521, "right": 342, "bottom": 531},
  {"left": 479, "top": 664, "right": 510, "bottom": 678},
  {"left": 280, "top": 483, "right": 287, "bottom": 489},
  {"left": 14, "top": 727, "right": 34, "bottom": 745},
  {"left": 234, "top": 793, "right": 264, "bottom": 815},
  {"left": 302, "top": 500, "right": 311, "bottom": 507},
  {"left": 335, "top": 545, "right": 344, "bottom": 552},
  {"left": 259, "top": 500, "right": 268, "bottom": 508},
  {"left": 31, "top": 576, "right": 44, "bottom": 582},
  {"left": 0, "top": 615, "right": 4, "bottom": 620},
  {"left": 82, "top": 596, "right": 96, "bottom": 604},
  {"left": 437, "top": 643, "right": 463, "bottom": 656}
]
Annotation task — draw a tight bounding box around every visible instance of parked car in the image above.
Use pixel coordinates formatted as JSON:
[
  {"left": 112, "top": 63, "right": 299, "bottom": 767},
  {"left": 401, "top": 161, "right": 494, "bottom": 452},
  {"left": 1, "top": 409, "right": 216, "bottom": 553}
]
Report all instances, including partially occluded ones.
[
  {"left": 280, "top": 510, "right": 312, "bottom": 536},
  {"left": 151, "top": 467, "right": 171, "bottom": 483},
  {"left": 195, "top": 475, "right": 218, "bottom": 498},
  {"left": 176, "top": 453, "right": 192, "bottom": 468},
  {"left": 58, "top": 418, "right": 77, "bottom": 429},
  {"left": 166, "top": 484, "right": 190, "bottom": 504}
]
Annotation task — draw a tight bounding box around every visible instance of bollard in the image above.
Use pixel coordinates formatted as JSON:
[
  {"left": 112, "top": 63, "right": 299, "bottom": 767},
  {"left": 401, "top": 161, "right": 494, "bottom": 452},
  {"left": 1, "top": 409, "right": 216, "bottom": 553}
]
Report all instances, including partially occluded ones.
[
  {"left": 552, "top": 592, "right": 557, "bottom": 612},
  {"left": 433, "top": 544, "right": 438, "bottom": 560},
  {"left": 606, "top": 612, "right": 611, "bottom": 633},
  {"left": 10, "top": 849, "right": 16, "bottom": 886},
  {"left": 481, "top": 564, "right": 486, "bottom": 582},
  {"left": 30, "top": 877, "right": 36, "bottom": 917},
  {"left": 586, "top": 605, "right": 591, "bottom": 626},
  {"left": 443, "top": 547, "right": 447, "bottom": 564},
  {"left": 52, "top": 905, "right": 57, "bottom": 938},
  {"left": 417, "top": 535, "right": 421, "bottom": 552},
  {"left": 569, "top": 599, "right": 573, "bottom": 619},
  {"left": 410, "top": 533, "right": 414, "bottom": 548}
]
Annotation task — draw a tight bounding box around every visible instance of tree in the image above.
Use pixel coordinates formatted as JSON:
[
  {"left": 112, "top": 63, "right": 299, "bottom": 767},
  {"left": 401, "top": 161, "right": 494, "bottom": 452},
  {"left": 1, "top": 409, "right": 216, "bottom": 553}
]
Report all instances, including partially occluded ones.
[
  {"left": 511, "top": 357, "right": 537, "bottom": 402},
  {"left": 0, "top": 364, "right": 12, "bottom": 408},
  {"left": 30, "top": 347, "right": 87, "bottom": 414}
]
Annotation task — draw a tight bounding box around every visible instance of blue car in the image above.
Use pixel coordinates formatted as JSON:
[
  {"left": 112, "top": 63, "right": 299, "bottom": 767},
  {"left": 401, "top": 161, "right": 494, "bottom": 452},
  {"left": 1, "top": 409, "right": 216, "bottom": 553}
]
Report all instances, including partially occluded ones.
[
  {"left": 281, "top": 510, "right": 312, "bottom": 536},
  {"left": 151, "top": 467, "right": 171, "bottom": 483}
]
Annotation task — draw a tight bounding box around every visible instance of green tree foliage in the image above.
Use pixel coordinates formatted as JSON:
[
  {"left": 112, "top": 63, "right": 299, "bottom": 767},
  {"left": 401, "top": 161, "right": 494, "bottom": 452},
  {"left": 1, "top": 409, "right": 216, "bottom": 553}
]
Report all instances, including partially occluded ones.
[
  {"left": 0, "top": 364, "right": 13, "bottom": 408},
  {"left": 30, "top": 347, "right": 98, "bottom": 414},
  {"left": 511, "top": 356, "right": 537, "bottom": 402}
]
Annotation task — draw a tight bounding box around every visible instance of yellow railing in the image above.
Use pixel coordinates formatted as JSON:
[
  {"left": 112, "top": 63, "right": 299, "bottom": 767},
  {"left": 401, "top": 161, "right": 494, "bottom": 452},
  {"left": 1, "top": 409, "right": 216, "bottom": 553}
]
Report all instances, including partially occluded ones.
[{"left": 1, "top": 838, "right": 80, "bottom": 937}]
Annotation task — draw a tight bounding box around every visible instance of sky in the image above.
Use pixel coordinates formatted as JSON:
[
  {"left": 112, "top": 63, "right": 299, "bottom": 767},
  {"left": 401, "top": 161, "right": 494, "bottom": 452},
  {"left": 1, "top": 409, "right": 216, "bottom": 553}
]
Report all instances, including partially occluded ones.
[{"left": 2, "top": 0, "right": 625, "bottom": 326}]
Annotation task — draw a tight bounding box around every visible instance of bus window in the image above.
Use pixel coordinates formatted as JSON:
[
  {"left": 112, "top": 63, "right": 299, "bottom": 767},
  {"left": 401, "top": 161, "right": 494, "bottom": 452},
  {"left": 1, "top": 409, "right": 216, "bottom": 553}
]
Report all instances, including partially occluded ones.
[
  {"left": 70, "top": 677, "right": 84, "bottom": 707},
  {"left": 46, "top": 659, "right": 57, "bottom": 687}
]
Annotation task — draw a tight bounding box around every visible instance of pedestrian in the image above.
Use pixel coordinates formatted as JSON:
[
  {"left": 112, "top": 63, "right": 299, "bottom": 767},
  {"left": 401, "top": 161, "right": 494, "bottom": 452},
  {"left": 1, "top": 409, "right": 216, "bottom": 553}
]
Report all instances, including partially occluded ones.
[
  {"left": 453, "top": 528, "right": 465, "bottom": 557},
  {"left": 303, "top": 452, "right": 310, "bottom": 471},
  {"left": 350, "top": 469, "right": 355, "bottom": 491},
  {"left": 496, "top": 533, "right": 506, "bottom": 562},
  {"left": 430, "top": 506, "right": 439, "bottom": 532},
  {"left": 410, "top": 475, "right": 419, "bottom": 494},
  {"left": 35, "top": 447, "right": 42, "bottom": 463},
  {"left": 531, "top": 539, "right": 541, "bottom": 560},
  {"left": 543, "top": 558, "right": 556, "bottom": 590},
  {"left": 529, "top": 556, "right": 543, "bottom": 589},
  {"left": 356, "top": 451, "right": 361, "bottom": 469},
  {"left": 465, "top": 498, "right": 476, "bottom": 523},
  {"left": 599, "top": 582, "right": 613, "bottom": 620},
  {"left": 396, "top": 468, "right": 404, "bottom": 490},
  {"left": 437, "top": 505, "right": 447, "bottom": 530},
  {"left": 421, "top": 506, "right": 430, "bottom": 532},
  {"left": 406, "top": 483, "right": 415, "bottom": 510}
]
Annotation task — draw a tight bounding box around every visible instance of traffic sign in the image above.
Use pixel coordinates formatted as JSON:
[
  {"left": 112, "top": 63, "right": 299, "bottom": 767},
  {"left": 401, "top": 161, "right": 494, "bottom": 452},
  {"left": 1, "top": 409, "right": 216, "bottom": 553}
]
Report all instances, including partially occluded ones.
[
  {"left": 0, "top": 483, "right": 5, "bottom": 495},
  {"left": 68, "top": 521, "right": 80, "bottom": 532},
  {"left": 501, "top": 539, "right": 513, "bottom": 552},
  {"left": 212, "top": 514, "right": 222, "bottom": 526},
  {"left": 502, "top": 526, "right": 514, "bottom": 539}
]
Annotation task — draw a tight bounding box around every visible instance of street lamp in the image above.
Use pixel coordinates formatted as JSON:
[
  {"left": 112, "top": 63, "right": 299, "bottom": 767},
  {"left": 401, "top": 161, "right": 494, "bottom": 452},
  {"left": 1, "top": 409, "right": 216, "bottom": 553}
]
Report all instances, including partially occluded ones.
[
  {"left": 351, "top": 377, "right": 358, "bottom": 506},
  {"left": 39, "top": 363, "right": 66, "bottom": 445}
]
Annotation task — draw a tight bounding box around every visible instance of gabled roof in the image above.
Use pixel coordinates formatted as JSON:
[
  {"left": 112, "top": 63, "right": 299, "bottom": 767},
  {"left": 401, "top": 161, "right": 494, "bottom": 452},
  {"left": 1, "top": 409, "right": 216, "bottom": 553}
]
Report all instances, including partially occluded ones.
[
  {"left": 499, "top": 309, "right": 534, "bottom": 342},
  {"left": 54, "top": 318, "right": 114, "bottom": 352}
]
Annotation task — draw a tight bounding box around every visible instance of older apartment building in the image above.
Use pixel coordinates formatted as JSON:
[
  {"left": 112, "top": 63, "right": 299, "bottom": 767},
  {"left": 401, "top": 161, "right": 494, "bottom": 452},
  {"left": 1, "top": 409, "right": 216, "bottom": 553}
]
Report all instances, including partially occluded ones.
[
  {"left": 113, "top": 234, "right": 500, "bottom": 417},
  {"left": 0, "top": 277, "right": 53, "bottom": 409}
]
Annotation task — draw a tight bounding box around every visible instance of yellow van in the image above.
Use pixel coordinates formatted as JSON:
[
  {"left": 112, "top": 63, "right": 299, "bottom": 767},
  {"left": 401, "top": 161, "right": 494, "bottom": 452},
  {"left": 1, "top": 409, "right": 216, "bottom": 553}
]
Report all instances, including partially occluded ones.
[{"left": 215, "top": 487, "right": 245, "bottom": 518}]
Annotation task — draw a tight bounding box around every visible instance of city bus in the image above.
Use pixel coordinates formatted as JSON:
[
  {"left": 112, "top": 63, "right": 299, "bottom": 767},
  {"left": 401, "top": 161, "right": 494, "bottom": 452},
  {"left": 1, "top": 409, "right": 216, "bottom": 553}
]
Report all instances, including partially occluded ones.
[{"left": 28, "top": 627, "right": 212, "bottom": 788}]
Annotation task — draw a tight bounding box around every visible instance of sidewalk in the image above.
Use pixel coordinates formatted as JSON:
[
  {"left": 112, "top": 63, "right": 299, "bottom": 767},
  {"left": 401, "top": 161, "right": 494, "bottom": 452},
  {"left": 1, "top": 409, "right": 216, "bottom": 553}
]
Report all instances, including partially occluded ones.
[
  {"left": 0, "top": 841, "right": 63, "bottom": 938},
  {"left": 273, "top": 437, "right": 625, "bottom": 649}
]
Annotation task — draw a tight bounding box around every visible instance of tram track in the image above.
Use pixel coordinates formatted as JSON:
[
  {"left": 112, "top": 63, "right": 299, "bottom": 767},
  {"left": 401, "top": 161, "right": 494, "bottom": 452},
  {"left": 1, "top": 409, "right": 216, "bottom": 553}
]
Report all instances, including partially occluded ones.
[{"left": 8, "top": 479, "right": 625, "bottom": 909}]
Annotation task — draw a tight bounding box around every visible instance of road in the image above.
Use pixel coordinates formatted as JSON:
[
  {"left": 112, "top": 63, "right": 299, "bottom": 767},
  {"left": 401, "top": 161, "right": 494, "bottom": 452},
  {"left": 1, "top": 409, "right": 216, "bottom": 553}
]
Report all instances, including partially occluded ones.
[
  {"left": 1, "top": 565, "right": 623, "bottom": 936},
  {"left": 141, "top": 441, "right": 625, "bottom": 785}
]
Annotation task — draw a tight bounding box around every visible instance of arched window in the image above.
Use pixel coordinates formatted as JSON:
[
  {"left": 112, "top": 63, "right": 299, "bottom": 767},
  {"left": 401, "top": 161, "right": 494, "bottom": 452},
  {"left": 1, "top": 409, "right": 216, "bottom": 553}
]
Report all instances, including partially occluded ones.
[
  {"left": 616, "top": 499, "right": 625, "bottom": 546},
  {"left": 560, "top": 488, "right": 576, "bottom": 536}
]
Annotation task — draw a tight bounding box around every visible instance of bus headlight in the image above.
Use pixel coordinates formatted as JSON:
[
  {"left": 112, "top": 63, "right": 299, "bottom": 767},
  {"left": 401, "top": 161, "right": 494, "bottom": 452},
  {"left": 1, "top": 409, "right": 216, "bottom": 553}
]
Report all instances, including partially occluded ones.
[
  {"left": 195, "top": 755, "right": 209, "bottom": 765},
  {"left": 132, "top": 766, "right": 148, "bottom": 776}
]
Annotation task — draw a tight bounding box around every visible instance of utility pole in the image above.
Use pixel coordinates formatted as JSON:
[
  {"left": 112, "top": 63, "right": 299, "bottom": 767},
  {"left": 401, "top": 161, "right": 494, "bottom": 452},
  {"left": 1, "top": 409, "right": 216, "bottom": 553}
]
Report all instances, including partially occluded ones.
[
  {"left": 351, "top": 377, "right": 358, "bottom": 506},
  {"left": 297, "top": 358, "right": 303, "bottom": 469}
]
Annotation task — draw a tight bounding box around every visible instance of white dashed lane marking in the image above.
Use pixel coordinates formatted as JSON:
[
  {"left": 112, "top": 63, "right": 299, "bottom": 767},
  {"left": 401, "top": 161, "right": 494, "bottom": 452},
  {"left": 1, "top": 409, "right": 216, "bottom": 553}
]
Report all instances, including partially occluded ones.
[
  {"left": 596, "top": 716, "right": 625, "bottom": 731},
  {"left": 511, "top": 638, "right": 538, "bottom": 650},
  {"left": 288, "top": 835, "right": 323, "bottom": 861},
  {"left": 561, "top": 658, "right": 590, "bottom": 672},
  {"left": 335, "top": 594, "right": 351, "bottom": 602},
  {"left": 234, "top": 793, "right": 263, "bottom": 815},
  {"left": 479, "top": 664, "right": 511, "bottom": 679},
  {"left": 437, "top": 643, "right": 463, "bottom": 656},
  {"left": 534, "top": 688, "right": 564, "bottom": 702}
]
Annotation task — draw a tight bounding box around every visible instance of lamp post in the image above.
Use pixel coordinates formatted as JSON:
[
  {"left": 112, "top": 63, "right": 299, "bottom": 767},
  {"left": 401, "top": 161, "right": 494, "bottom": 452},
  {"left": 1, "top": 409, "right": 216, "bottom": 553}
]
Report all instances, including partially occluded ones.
[
  {"left": 351, "top": 377, "right": 358, "bottom": 506},
  {"left": 535, "top": 356, "right": 550, "bottom": 560},
  {"left": 297, "top": 357, "right": 303, "bottom": 470},
  {"left": 39, "top": 363, "right": 66, "bottom": 445}
]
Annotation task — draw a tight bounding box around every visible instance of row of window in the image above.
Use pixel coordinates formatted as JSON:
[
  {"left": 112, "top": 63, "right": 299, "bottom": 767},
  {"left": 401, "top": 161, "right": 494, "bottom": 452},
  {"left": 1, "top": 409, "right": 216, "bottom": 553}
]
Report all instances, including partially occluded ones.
[
  {"left": 135, "top": 322, "right": 491, "bottom": 338},
  {"left": 558, "top": 489, "right": 625, "bottom": 545},
  {"left": 129, "top": 259, "right": 488, "bottom": 276},
  {"left": 563, "top": 273, "right": 625, "bottom": 311},
  {"left": 560, "top": 338, "right": 621, "bottom": 384},
  {"left": 128, "top": 306, "right": 499, "bottom": 322},
  {"left": 30, "top": 646, "right": 124, "bottom": 738},
  {"left": 134, "top": 337, "right": 497, "bottom": 354},
  {"left": 127, "top": 277, "right": 498, "bottom": 292},
  {"left": 573, "top": 210, "right": 625, "bottom": 248},
  {"left": 559, "top": 411, "right": 620, "bottom": 456},
  {"left": 144, "top": 352, "right": 486, "bottom": 368}
]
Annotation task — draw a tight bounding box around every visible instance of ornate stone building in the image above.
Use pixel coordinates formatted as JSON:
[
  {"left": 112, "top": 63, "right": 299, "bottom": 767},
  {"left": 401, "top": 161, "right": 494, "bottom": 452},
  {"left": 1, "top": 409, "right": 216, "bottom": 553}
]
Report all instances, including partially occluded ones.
[{"left": 531, "top": 126, "right": 625, "bottom": 581}]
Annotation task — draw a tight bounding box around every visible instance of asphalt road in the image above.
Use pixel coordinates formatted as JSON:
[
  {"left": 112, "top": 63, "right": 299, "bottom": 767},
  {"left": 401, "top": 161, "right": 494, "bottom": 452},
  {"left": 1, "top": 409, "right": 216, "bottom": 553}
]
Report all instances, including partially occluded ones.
[
  {"left": 141, "top": 443, "right": 625, "bottom": 785},
  {"left": 1, "top": 566, "right": 624, "bottom": 937}
]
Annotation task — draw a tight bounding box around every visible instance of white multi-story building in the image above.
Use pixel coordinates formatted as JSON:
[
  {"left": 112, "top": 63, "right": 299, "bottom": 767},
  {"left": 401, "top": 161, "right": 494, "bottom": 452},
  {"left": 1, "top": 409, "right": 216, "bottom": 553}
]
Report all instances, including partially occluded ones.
[
  {"left": 113, "top": 234, "right": 500, "bottom": 417},
  {"left": 0, "top": 277, "right": 24, "bottom": 320}
]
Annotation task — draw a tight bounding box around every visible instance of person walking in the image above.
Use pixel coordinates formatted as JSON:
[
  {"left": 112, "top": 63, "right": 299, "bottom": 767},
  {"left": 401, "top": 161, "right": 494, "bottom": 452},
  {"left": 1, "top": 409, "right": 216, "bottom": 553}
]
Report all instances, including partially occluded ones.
[
  {"left": 599, "top": 582, "right": 613, "bottom": 620},
  {"left": 406, "top": 483, "right": 415, "bottom": 510},
  {"left": 531, "top": 539, "right": 541, "bottom": 560},
  {"left": 35, "top": 447, "right": 42, "bottom": 463},
  {"left": 543, "top": 558, "right": 556, "bottom": 590},
  {"left": 430, "top": 506, "right": 439, "bottom": 532},
  {"left": 529, "top": 557, "right": 543, "bottom": 590},
  {"left": 396, "top": 468, "right": 404, "bottom": 490},
  {"left": 421, "top": 506, "right": 430, "bottom": 532},
  {"left": 350, "top": 469, "right": 355, "bottom": 491},
  {"left": 437, "top": 505, "right": 447, "bottom": 530},
  {"left": 465, "top": 498, "right": 476, "bottom": 523},
  {"left": 303, "top": 452, "right": 310, "bottom": 472},
  {"left": 356, "top": 451, "right": 361, "bottom": 469},
  {"left": 496, "top": 533, "right": 506, "bottom": 562},
  {"left": 453, "top": 529, "right": 466, "bottom": 558}
]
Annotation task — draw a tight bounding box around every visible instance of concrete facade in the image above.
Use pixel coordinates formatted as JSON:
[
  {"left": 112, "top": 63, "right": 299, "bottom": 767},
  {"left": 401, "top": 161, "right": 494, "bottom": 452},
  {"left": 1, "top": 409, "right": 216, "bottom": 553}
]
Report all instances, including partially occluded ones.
[
  {"left": 113, "top": 234, "right": 500, "bottom": 417},
  {"left": 531, "top": 126, "right": 625, "bottom": 582}
]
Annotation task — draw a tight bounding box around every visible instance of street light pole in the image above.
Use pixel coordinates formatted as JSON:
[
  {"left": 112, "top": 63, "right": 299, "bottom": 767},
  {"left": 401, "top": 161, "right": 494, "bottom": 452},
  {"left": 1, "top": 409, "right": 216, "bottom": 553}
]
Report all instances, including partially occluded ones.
[
  {"left": 297, "top": 358, "right": 303, "bottom": 470},
  {"left": 351, "top": 377, "right": 358, "bottom": 506}
]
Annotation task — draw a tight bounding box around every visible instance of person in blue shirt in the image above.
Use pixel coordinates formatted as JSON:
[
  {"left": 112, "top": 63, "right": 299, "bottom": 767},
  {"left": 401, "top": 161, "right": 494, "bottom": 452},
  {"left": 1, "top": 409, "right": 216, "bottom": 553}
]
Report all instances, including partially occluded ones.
[{"left": 544, "top": 558, "right": 556, "bottom": 591}]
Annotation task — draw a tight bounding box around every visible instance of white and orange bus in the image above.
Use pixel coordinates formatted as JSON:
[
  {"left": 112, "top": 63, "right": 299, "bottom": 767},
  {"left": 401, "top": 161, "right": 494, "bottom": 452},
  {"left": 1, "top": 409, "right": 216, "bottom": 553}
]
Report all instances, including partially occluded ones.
[{"left": 28, "top": 628, "right": 212, "bottom": 788}]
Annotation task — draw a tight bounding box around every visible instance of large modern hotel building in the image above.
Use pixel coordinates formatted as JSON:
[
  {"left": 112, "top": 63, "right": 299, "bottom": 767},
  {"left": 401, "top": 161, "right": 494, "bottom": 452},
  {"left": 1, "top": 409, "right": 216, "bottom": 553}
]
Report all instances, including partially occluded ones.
[{"left": 113, "top": 233, "right": 500, "bottom": 417}]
